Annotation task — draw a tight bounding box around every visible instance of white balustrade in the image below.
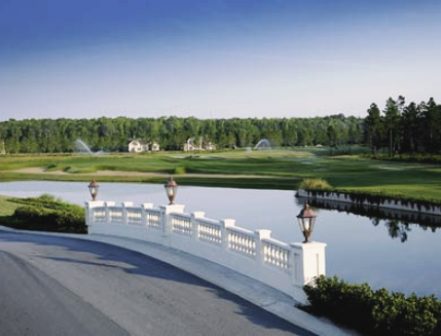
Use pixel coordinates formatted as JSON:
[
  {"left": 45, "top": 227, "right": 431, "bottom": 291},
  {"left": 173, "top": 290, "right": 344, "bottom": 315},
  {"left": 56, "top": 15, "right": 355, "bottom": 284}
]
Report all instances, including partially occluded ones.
[
  {"left": 92, "top": 206, "right": 106, "bottom": 223},
  {"left": 196, "top": 218, "right": 222, "bottom": 245},
  {"left": 108, "top": 206, "right": 124, "bottom": 224},
  {"left": 126, "top": 207, "right": 142, "bottom": 225},
  {"left": 144, "top": 208, "right": 162, "bottom": 229},
  {"left": 85, "top": 200, "right": 326, "bottom": 303},
  {"left": 171, "top": 213, "right": 192, "bottom": 236},
  {"left": 262, "top": 238, "right": 291, "bottom": 270},
  {"left": 227, "top": 226, "right": 256, "bottom": 258}
]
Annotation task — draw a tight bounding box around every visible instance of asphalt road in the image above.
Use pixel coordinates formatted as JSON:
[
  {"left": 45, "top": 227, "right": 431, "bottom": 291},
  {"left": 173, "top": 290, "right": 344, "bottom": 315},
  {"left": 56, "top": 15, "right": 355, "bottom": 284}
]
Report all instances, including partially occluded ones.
[{"left": 0, "top": 230, "right": 316, "bottom": 336}]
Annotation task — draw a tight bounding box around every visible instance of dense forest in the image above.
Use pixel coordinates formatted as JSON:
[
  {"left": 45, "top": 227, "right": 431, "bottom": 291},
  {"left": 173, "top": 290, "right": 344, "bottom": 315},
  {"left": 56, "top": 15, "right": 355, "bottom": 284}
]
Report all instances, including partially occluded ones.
[
  {"left": 0, "top": 95, "right": 438, "bottom": 154},
  {"left": 0, "top": 115, "right": 363, "bottom": 153},
  {"left": 364, "top": 96, "right": 441, "bottom": 154}
]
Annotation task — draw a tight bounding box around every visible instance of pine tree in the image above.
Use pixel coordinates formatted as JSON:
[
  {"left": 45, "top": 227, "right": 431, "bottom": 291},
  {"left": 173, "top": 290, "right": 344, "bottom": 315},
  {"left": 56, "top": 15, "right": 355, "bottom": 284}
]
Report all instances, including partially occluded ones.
[{"left": 365, "top": 103, "right": 383, "bottom": 154}]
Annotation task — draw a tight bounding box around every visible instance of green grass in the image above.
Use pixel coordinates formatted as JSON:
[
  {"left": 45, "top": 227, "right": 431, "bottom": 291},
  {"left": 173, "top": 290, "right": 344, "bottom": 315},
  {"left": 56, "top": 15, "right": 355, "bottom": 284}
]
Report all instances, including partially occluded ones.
[
  {"left": 0, "top": 196, "right": 20, "bottom": 216},
  {"left": 1, "top": 149, "right": 441, "bottom": 203}
]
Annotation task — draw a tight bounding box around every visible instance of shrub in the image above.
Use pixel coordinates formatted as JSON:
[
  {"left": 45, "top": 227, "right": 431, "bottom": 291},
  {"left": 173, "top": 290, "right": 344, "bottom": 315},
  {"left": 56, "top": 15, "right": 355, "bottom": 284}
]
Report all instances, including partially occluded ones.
[
  {"left": 7, "top": 195, "right": 86, "bottom": 233},
  {"left": 45, "top": 163, "right": 57, "bottom": 170},
  {"left": 304, "top": 276, "right": 441, "bottom": 335},
  {"left": 299, "top": 178, "right": 332, "bottom": 190},
  {"left": 174, "top": 166, "right": 186, "bottom": 175}
]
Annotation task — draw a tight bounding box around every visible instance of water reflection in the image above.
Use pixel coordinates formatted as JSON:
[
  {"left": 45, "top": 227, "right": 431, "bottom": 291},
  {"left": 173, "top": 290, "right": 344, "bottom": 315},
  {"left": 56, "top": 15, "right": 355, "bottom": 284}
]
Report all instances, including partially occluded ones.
[
  {"left": 381, "top": 220, "right": 410, "bottom": 243},
  {"left": 296, "top": 197, "right": 440, "bottom": 242}
]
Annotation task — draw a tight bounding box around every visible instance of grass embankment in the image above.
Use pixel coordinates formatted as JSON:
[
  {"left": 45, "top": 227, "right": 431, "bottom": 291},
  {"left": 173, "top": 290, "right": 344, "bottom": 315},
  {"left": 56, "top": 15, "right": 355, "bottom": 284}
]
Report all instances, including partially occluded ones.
[
  {"left": 0, "top": 195, "right": 85, "bottom": 233},
  {"left": 1, "top": 149, "right": 441, "bottom": 203}
]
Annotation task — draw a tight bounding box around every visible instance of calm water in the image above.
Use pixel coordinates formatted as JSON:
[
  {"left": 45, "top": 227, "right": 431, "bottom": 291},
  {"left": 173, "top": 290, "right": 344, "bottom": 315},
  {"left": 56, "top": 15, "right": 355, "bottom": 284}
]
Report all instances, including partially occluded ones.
[{"left": 1, "top": 181, "right": 440, "bottom": 297}]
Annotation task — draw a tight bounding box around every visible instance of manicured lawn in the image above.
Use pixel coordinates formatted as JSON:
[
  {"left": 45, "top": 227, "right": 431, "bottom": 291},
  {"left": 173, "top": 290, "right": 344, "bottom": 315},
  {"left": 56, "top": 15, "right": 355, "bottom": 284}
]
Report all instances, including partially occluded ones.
[{"left": 0, "top": 149, "right": 440, "bottom": 203}]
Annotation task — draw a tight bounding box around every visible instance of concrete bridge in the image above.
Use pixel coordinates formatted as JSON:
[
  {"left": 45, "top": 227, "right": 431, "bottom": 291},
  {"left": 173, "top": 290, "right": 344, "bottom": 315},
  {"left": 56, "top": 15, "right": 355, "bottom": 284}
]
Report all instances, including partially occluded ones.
[
  {"left": 0, "top": 199, "right": 353, "bottom": 335},
  {"left": 86, "top": 201, "right": 327, "bottom": 305}
]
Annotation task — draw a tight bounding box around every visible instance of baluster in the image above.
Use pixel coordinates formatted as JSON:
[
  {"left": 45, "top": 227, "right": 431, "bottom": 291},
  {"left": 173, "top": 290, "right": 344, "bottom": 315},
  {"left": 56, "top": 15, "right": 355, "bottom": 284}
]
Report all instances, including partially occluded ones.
[{"left": 221, "top": 219, "right": 235, "bottom": 251}]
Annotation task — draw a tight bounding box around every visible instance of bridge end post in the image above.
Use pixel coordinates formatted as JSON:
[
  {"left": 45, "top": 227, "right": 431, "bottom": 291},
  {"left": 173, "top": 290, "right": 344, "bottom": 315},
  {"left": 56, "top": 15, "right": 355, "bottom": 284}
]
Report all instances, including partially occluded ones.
[{"left": 290, "top": 242, "right": 327, "bottom": 287}]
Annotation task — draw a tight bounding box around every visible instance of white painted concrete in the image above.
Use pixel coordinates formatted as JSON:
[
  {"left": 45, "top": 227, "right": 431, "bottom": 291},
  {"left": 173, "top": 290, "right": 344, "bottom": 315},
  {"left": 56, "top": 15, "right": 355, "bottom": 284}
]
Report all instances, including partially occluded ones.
[{"left": 85, "top": 201, "right": 327, "bottom": 304}]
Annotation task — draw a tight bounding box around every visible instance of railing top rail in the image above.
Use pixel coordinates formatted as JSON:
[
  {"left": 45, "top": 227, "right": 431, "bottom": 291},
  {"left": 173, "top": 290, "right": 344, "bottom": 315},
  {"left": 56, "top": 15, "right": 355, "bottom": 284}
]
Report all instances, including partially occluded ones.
[
  {"left": 145, "top": 208, "right": 162, "bottom": 213},
  {"left": 196, "top": 217, "right": 221, "bottom": 226},
  {"left": 170, "top": 212, "right": 191, "bottom": 219},
  {"left": 87, "top": 201, "right": 106, "bottom": 208},
  {"left": 262, "top": 237, "right": 290, "bottom": 249},
  {"left": 92, "top": 206, "right": 106, "bottom": 210},
  {"left": 227, "top": 225, "right": 254, "bottom": 236}
]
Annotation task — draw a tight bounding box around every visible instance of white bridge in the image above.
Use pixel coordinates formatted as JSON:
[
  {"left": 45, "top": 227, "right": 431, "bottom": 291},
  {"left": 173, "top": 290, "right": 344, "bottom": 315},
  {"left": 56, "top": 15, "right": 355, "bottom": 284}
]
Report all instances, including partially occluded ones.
[{"left": 85, "top": 201, "right": 326, "bottom": 303}]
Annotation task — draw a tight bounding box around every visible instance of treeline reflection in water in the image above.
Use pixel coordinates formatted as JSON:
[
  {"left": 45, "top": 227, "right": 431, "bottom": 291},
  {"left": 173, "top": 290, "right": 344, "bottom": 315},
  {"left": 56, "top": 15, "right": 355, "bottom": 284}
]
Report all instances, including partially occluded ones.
[{"left": 296, "top": 197, "right": 441, "bottom": 243}]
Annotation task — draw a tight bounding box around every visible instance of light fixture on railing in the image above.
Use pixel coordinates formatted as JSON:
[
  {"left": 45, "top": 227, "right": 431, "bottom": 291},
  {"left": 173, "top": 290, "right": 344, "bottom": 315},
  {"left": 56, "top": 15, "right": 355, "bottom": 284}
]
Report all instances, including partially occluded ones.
[
  {"left": 88, "top": 178, "right": 99, "bottom": 201},
  {"left": 164, "top": 176, "right": 178, "bottom": 205},
  {"left": 297, "top": 203, "right": 316, "bottom": 243}
]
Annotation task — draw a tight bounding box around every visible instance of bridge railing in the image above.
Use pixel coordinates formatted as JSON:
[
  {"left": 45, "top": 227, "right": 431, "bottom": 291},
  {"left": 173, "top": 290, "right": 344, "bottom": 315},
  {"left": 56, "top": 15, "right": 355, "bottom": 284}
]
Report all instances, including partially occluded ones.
[{"left": 85, "top": 201, "right": 326, "bottom": 303}]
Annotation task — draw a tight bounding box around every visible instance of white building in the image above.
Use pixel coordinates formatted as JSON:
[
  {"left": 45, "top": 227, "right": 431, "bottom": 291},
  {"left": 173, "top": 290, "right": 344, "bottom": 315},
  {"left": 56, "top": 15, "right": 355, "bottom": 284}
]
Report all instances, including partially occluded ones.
[
  {"left": 150, "top": 142, "right": 160, "bottom": 152},
  {"left": 128, "top": 140, "right": 160, "bottom": 153},
  {"left": 204, "top": 142, "right": 216, "bottom": 151},
  {"left": 183, "top": 138, "right": 216, "bottom": 152}
]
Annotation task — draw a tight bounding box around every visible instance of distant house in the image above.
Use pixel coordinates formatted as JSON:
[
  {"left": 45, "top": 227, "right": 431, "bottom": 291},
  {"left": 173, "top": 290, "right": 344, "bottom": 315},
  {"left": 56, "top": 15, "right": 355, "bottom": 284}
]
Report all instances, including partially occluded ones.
[
  {"left": 204, "top": 142, "right": 216, "bottom": 151},
  {"left": 183, "top": 138, "right": 216, "bottom": 152},
  {"left": 150, "top": 142, "right": 160, "bottom": 152},
  {"left": 128, "top": 140, "right": 160, "bottom": 153},
  {"left": 128, "top": 140, "right": 148, "bottom": 153},
  {"left": 183, "top": 138, "right": 197, "bottom": 152}
]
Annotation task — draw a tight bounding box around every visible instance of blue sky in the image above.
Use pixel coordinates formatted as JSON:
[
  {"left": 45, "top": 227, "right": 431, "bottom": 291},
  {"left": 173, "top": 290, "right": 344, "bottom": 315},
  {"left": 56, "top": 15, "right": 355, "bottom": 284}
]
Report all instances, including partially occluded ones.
[{"left": 1, "top": 0, "right": 440, "bottom": 120}]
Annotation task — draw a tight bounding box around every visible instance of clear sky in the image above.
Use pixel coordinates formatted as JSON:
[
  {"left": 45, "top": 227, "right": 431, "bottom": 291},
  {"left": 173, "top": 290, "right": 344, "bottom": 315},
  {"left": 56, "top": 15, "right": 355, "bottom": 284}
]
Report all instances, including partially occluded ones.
[{"left": 1, "top": 0, "right": 440, "bottom": 121}]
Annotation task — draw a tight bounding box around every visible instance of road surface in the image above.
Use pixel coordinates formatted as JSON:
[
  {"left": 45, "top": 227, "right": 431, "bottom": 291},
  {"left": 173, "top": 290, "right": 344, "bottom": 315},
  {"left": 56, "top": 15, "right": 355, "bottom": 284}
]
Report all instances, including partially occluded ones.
[{"left": 0, "top": 229, "right": 316, "bottom": 336}]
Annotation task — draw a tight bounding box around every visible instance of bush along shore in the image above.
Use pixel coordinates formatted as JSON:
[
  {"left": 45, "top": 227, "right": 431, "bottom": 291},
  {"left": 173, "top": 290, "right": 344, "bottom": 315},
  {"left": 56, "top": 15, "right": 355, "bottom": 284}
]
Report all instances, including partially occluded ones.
[
  {"left": 303, "top": 276, "right": 441, "bottom": 336},
  {"left": 0, "top": 194, "right": 86, "bottom": 233}
]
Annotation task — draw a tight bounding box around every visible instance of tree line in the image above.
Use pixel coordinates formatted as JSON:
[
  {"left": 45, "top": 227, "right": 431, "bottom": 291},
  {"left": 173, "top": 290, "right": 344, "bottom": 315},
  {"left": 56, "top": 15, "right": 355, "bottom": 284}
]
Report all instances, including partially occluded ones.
[
  {"left": 0, "top": 115, "right": 363, "bottom": 153},
  {"left": 364, "top": 96, "right": 441, "bottom": 154}
]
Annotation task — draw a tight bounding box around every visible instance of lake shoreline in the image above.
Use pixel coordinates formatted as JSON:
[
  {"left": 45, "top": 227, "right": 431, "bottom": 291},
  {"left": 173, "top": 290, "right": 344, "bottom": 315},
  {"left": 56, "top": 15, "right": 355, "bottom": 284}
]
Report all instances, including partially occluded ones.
[{"left": 296, "top": 189, "right": 441, "bottom": 216}]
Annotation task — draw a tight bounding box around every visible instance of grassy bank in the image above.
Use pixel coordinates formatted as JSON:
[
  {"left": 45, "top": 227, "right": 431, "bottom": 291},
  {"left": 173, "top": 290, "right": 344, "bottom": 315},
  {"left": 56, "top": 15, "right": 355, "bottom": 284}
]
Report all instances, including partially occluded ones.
[{"left": 1, "top": 149, "right": 440, "bottom": 203}]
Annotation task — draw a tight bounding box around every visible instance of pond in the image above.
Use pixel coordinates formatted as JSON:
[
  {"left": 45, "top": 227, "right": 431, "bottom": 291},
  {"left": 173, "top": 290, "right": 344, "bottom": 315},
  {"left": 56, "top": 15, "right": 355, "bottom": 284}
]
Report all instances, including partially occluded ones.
[{"left": 1, "top": 181, "right": 440, "bottom": 297}]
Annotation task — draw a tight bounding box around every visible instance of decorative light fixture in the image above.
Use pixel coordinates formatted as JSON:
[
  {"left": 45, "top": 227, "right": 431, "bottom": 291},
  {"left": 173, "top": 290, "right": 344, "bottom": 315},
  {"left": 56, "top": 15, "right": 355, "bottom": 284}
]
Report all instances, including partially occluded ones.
[
  {"left": 88, "top": 179, "right": 99, "bottom": 201},
  {"left": 164, "top": 176, "right": 178, "bottom": 205},
  {"left": 297, "top": 203, "right": 316, "bottom": 243}
]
